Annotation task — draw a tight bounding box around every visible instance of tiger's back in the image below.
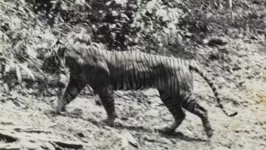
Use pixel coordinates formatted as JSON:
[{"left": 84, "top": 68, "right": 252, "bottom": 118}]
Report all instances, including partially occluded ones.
[{"left": 106, "top": 50, "right": 193, "bottom": 93}]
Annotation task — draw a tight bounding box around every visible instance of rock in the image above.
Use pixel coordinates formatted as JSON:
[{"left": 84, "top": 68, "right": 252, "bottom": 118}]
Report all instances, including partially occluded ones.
[
  {"left": 204, "top": 37, "right": 227, "bottom": 46},
  {"left": 20, "top": 140, "right": 40, "bottom": 149}
]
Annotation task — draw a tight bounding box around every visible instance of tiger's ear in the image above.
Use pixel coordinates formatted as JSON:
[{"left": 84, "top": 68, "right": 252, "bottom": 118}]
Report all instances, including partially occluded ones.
[
  {"left": 52, "top": 39, "right": 65, "bottom": 58},
  {"left": 57, "top": 45, "right": 66, "bottom": 58}
]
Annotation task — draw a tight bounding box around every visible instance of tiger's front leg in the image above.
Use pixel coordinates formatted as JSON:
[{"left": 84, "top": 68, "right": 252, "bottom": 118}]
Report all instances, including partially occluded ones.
[
  {"left": 95, "top": 84, "right": 117, "bottom": 126},
  {"left": 56, "top": 76, "right": 87, "bottom": 113}
]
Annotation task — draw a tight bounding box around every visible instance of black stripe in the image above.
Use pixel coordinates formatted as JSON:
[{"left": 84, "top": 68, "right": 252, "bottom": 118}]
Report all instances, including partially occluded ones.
[
  {"left": 134, "top": 51, "right": 141, "bottom": 90},
  {"left": 180, "top": 59, "right": 187, "bottom": 92},
  {"left": 128, "top": 51, "right": 135, "bottom": 89},
  {"left": 159, "top": 56, "right": 167, "bottom": 89},
  {"left": 119, "top": 72, "right": 124, "bottom": 90},
  {"left": 149, "top": 54, "right": 157, "bottom": 87},
  {"left": 65, "top": 90, "right": 75, "bottom": 103},
  {"left": 182, "top": 98, "right": 195, "bottom": 111},
  {"left": 123, "top": 52, "right": 130, "bottom": 90},
  {"left": 139, "top": 52, "right": 146, "bottom": 89},
  {"left": 144, "top": 53, "right": 152, "bottom": 89},
  {"left": 167, "top": 58, "right": 174, "bottom": 94},
  {"left": 135, "top": 65, "right": 141, "bottom": 90},
  {"left": 112, "top": 51, "right": 118, "bottom": 90},
  {"left": 147, "top": 54, "right": 154, "bottom": 87},
  {"left": 141, "top": 53, "right": 151, "bottom": 89},
  {"left": 114, "top": 59, "right": 118, "bottom": 90},
  {"left": 153, "top": 55, "right": 161, "bottom": 88},
  {"left": 136, "top": 52, "right": 143, "bottom": 89},
  {"left": 156, "top": 55, "right": 164, "bottom": 90},
  {"left": 118, "top": 52, "right": 125, "bottom": 90},
  {"left": 124, "top": 52, "right": 130, "bottom": 90},
  {"left": 184, "top": 60, "right": 191, "bottom": 87},
  {"left": 171, "top": 59, "right": 178, "bottom": 94},
  {"left": 131, "top": 51, "right": 138, "bottom": 90},
  {"left": 144, "top": 54, "right": 152, "bottom": 88},
  {"left": 128, "top": 65, "right": 134, "bottom": 90},
  {"left": 175, "top": 59, "right": 180, "bottom": 96},
  {"left": 144, "top": 53, "right": 152, "bottom": 88},
  {"left": 164, "top": 57, "right": 174, "bottom": 94},
  {"left": 134, "top": 55, "right": 141, "bottom": 90}
]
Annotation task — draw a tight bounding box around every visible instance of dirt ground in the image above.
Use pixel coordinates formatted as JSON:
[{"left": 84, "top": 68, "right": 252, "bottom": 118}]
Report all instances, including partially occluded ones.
[
  {"left": 0, "top": 0, "right": 266, "bottom": 149},
  {"left": 0, "top": 37, "right": 265, "bottom": 150}
]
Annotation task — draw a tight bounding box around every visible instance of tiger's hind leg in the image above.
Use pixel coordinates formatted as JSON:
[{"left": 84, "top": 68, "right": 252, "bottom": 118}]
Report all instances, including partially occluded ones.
[
  {"left": 159, "top": 91, "right": 186, "bottom": 133},
  {"left": 181, "top": 98, "right": 213, "bottom": 138},
  {"left": 162, "top": 106, "right": 186, "bottom": 134},
  {"left": 56, "top": 76, "right": 86, "bottom": 113},
  {"left": 95, "top": 85, "right": 117, "bottom": 127}
]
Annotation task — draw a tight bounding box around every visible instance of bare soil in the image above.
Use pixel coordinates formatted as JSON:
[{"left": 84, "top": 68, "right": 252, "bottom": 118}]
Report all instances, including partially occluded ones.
[{"left": 0, "top": 0, "right": 266, "bottom": 150}]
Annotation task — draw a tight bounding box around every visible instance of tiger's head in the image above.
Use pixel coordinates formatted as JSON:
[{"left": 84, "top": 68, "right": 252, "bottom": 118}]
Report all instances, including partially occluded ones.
[{"left": 42, "top": 40, "right": 66, "bottom": 74}]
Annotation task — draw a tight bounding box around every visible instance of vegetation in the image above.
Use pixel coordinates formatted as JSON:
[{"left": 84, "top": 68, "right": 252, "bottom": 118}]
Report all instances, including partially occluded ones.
[
  {"left": 1, "top": 0, "right": 265, "bottom": 85},
  {"left": 0, "top": 0, "right": 265, "bottom": 149}
]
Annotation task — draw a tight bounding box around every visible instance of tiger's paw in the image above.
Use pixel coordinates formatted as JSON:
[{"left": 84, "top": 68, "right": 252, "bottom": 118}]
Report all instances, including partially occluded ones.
[
  {"left": 104, "top": 114, "right": 117, "bottom": 127},
  {"left": 205, "top": 128, "right": 213, "bottom": 138},
  {"left": 157, "top": 124, "right": 177, "bottom": 134},
  {"left": 203, "top": 122, "right": 213, "bottom": 138},
  {"left": 161, "top": 127, "right": 176, "bottom": 134},
  {"left": 45, "top": 104, "right": 66, "bottom": 117},
  {"left": 105, "top": 117, "right": 115, "bottom": 127},
  {"left": 159, "top": 121, "right": 179, "bottom": 134},
  {"left": 55, "top": 103, "right": 67, "bottom": 115},
  {"left": 44, "top": 108, "right": 59, "bottom": 117}
]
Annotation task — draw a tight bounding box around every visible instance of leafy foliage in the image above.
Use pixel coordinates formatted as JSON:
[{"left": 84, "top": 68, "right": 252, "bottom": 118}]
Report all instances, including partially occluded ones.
[{"left": 0, "top": 0, "right": 266, "bottom": 90}]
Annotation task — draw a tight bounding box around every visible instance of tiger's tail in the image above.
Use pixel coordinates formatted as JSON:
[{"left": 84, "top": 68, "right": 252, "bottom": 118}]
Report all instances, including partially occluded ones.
[{"left": 189, "top": 61, "right": 238, "bottom": 117}]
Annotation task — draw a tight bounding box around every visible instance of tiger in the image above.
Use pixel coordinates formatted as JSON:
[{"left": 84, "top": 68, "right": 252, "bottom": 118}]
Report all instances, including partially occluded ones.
[{"left": 42, "top": 40, "right": 237, "bottom": 138}]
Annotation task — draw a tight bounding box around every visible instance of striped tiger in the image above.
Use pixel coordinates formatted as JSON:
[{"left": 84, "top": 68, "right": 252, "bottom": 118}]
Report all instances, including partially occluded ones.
[{"left": 43, "top": 40, "right": 237, "bottom": 138}]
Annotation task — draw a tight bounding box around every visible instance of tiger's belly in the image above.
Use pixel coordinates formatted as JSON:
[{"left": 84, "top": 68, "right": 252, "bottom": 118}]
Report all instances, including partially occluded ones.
[
  {"left": 111, "top": 75, "right": 155, "bottom": 91},
  {"left": 110, "top": 69, "right": 193, "bottom": 95}
]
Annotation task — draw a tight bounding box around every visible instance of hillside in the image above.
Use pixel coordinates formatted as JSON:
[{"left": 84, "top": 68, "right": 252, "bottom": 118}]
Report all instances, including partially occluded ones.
[{"left": 0, "top": 0, "right": 266, "bottom": 149}]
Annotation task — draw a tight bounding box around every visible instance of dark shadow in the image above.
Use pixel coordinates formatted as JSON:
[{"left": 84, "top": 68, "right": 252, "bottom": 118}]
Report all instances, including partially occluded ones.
[
  {"left": 113, "top": 123, "right": 207, "bottom": 142},
  {"left": 46, "top": 111, "right": 207, "bottom": 142},
  {"left": 114, "top": 123, "right": 153, "bottom": 133},
  {"left": 159, "top": 131, "right": 207, "bottom": 142}
]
